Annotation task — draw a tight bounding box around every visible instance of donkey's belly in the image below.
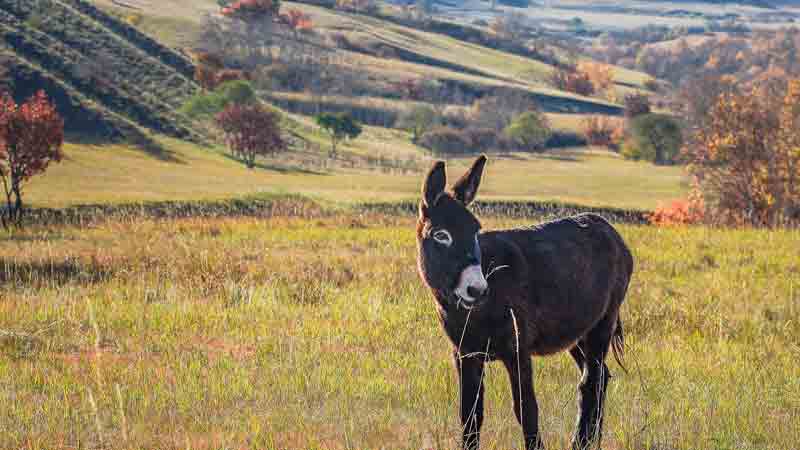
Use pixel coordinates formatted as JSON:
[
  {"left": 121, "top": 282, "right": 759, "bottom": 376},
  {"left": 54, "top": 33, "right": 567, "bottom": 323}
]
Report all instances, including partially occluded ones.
[{"left": 526, "top": 295, "right": 611, "bottom": 356}]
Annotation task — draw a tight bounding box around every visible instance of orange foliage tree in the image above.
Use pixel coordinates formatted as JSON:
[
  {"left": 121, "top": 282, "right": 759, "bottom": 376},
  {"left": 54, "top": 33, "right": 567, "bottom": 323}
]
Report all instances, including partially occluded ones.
[
  {"left": 684, "top": 80, "right": 800, "bottom": 226},
  {"left": 581, "top": 115, "right": 622, "bottom": 147},
  {"left": 216, "top": 104, "right": 286, "bottom": 168},
  {"left": 0, "top": 91, "right": 64, "bottom": 227},
  {"left": 578, "top": 61, "right": 614, "bottom": 94}
]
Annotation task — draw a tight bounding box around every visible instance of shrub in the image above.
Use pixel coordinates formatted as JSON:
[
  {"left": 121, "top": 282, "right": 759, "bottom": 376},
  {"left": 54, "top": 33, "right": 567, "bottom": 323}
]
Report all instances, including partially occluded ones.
[
  {"left": 419, "top": 127, "right": 473, "bottom": 155},
  {"left": 465, "top": 127, "right": 504, "bottom": 152},
  {"left": 627, "top": 113, "right": 682, "bottom": 164},
  {"left": 582, "top": 115, "right": 622, "bottom": 147},
  {"left": 216, "top": 80, "right": 256, "bottom": 105},
  {"left": 550, "top": 68, "right": 595, "bottom": 96},
  {"left": 180, "top": 81, "right": 256, "bottom": 119},
  {"left": 649, "top": 190, "right": 705, "bottom": 226},
  {"left": 504, "top": 111, "right": 551, "bottom": 151}
]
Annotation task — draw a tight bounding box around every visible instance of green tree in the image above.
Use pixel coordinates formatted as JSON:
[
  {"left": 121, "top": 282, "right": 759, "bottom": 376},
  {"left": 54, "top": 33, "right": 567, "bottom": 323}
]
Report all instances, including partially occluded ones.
[
  {"left": 315, "top": 113, "right": 362, "bottom": 157},
  {"left": 624, "top": 113, "right": 682, "bottom": 164},
  {"left": 504, "top": 111, "right": 551, "bottom": 151},
  {"left": 398, "top": 105, "right": 437, "bottom": 144}
]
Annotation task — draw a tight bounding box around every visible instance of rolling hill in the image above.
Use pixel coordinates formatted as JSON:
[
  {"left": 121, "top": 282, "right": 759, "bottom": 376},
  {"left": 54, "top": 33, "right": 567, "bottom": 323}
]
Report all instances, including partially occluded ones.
[{"left": 0, "top": 0, "right": 200, "bottom": 139}]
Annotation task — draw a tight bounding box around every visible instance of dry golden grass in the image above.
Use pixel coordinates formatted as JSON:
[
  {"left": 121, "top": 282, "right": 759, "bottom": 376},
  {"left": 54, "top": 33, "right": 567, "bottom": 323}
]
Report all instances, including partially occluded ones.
[
  {"left": 25, "top": 136, "right": 686, "bottom": 210},
  {"left": 1, "top": 213, "right": 798, "bottom": 449}
]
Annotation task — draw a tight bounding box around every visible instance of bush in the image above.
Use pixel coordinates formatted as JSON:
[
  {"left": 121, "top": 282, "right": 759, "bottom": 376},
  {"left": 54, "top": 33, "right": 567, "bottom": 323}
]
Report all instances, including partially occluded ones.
[
  {"left": 465, "top": 127, "right": 505, "bottom": 152},
  {"left": 582, "top": 115, "right": 622, "bottom": 147},
  {"left": 180, "top": 80, "right": 256, "bottom": 119},
  {"left": 419, "top": 127, "right": 473, "bottom": 155},
  {"left": 626, "top": 113, "right": 682, "bottom": 164},
  {"left": 504, "top": 111, "right": 551, "bottom": 151},
  {"left": 550, "top": 68, "right": 595, "bottom": 96},
  {"left": 216, "top": 80, "right": 256, "bottom": 105},
  {"left": 649, "top": 190, "right": 705, "bottom": 226}
]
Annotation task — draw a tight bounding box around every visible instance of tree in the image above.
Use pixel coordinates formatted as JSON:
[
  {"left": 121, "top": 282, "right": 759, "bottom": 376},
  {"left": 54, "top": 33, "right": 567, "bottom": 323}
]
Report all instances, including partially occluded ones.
[
  {"left": 549, "top": 67, "right": 595, "bottom": 96},
  {"left": 0, "top": 91, "right": 64, "bottom": 228},
  {"left": 314, "top": 112, "right": 362, "bottom": 157},
  {"left": 684, "top": 80, "right": 800, "bottom": 226},
  {"left": 624, "top": 113, "right": 682, "bottom": 164},
  {"left": 215, "top": 104, "right": 286, "bottom": 168},
  {"left": 504, "top": 111, "right": 552, "bottom": 151},
  {"left": 398, "top": 105, "right": 438, "bottom": 143},
  {"left": 578, "top": 61, "right": 614, "bottom": 94}
]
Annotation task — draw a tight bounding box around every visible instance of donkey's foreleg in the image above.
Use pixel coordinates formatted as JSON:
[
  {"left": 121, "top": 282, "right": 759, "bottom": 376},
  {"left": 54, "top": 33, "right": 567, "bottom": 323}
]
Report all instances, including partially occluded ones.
[
  {"left": 455, "top": 353, "right": 485, "bottom": 450},
  {"left": 503, "top": 356, "right": 544, "bottom": 450}
]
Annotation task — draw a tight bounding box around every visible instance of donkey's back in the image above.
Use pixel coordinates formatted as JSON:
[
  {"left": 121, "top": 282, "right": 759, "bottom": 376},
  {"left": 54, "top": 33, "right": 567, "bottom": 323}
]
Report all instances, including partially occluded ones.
[{"left": 481, "top": 213, "right": 633, "bottom": 356}]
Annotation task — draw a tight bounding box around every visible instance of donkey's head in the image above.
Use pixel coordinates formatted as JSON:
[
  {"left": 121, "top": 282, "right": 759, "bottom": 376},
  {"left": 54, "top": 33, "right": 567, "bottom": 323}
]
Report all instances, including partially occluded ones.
[{"left": 417, "top": 155, "right": 488, "bottom": 310}]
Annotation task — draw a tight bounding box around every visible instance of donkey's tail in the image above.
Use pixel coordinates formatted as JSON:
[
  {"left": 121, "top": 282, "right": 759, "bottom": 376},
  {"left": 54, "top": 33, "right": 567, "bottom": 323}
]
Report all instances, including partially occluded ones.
[{"left": 611, "top": 318, "right": 628, "bottom": 374}]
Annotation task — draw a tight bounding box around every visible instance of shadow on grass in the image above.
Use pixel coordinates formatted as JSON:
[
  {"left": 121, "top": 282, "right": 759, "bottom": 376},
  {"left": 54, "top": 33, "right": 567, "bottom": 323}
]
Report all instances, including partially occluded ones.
[
  {"left": 221, "top": 153, "right": 329, "bottom": 175},
  {"left": 68, "top": 129, "right": 186, "bottom": 163},
  {"left": 495, "top": 151, "right": 582, "bottom": 163},
  {"left": 127, "top": 130, "right": 185, "bottom": 163}
]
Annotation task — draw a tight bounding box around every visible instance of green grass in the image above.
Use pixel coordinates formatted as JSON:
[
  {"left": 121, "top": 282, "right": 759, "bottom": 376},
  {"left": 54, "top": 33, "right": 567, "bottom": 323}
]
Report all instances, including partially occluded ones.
[
  {"left": 25, "top": 136, "right": 687, "bottom": 210},
  {"left": 1, "top": 214, "right": 798, "bottom": 449}
]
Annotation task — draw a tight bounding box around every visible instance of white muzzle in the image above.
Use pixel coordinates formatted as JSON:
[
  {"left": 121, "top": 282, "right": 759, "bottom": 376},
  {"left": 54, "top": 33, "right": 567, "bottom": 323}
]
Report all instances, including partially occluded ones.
[{"left": 454, "top": 264, "right": 488, "bottom": 304}]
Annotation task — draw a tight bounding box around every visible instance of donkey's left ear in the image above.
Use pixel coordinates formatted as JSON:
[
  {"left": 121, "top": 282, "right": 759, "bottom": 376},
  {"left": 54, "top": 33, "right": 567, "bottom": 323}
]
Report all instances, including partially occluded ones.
[{"left": 452, "top": 155, "right": 487, "bottom": 206}]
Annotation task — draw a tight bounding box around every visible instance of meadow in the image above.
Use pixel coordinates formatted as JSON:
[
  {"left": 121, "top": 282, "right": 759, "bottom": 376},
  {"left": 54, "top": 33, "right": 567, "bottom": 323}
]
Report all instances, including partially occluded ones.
[{"left": 1, "top": 207, "right": 798, "bottom": 449}]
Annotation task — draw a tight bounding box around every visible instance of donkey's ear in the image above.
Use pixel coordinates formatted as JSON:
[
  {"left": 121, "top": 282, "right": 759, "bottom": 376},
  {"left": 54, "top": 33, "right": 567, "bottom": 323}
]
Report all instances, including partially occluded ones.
[
  {"left": 452, "top": 155, "right": 487, "bottom": 206},
  {"left": 422, "top": 161, "right": 447, "bottom": 208}
]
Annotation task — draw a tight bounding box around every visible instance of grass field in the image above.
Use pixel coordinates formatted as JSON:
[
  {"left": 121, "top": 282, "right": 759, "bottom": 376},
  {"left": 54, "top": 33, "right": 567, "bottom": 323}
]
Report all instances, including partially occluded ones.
[
  {"left": 24, "top": 137, "right": 687, "bottom": 210},
  {"left": 1, "top": 212, "right": 798, "bottom": 449}
]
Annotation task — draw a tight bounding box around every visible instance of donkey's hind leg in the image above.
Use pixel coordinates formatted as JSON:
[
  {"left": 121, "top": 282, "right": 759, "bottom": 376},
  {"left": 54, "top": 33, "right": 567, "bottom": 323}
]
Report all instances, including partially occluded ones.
[{"left": 569, "top": 314, "right": 617, "bottom": 450}]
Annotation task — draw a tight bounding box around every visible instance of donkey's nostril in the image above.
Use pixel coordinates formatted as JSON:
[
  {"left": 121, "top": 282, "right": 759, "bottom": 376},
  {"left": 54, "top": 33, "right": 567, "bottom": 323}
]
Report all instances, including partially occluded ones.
[{"left": 467, "top": 286, "right": 487, "bottom": 299}]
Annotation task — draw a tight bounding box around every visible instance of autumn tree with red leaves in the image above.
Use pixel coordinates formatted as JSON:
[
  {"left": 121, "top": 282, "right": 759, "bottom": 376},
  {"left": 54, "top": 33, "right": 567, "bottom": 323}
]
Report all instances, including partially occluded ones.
[
  {"left": 0, "top": 91, "right": 64, "bottom": 228},
  {"left": 216, "top": 104, "right": 286, "bottom": 168}
]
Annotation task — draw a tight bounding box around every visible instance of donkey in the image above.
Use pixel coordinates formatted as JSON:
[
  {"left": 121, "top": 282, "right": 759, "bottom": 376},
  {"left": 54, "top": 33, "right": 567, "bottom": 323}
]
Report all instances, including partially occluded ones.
[{"left": 416, "top": 155, "right": 633, "bottom": 450}]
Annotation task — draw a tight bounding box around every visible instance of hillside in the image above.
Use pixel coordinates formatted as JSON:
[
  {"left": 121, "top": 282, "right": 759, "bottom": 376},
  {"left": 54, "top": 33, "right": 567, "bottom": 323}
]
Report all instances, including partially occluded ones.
[{"left": 0, "top": 0, "right": 200, "bottom": 139}]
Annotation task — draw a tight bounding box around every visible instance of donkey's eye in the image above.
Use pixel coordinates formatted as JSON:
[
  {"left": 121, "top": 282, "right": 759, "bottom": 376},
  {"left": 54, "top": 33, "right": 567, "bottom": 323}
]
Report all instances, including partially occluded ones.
[{"left": 432, "top": 229, "right": 453, "bottom": 246}]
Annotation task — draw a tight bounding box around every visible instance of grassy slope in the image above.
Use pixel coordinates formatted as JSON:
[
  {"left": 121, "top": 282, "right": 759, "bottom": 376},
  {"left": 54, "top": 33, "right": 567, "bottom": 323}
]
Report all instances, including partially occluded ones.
[
  {"left": 94, "top": 0, "right": 645, "bottom": 112},
  {"left": 1, "top": 215, "right": 798, "bottom": 449},
  {"left": 26, "top": 136, "right": 686, "bottom": 210},
  {"left": 0, "top": 0, "right": 199, "bottom": 138}
]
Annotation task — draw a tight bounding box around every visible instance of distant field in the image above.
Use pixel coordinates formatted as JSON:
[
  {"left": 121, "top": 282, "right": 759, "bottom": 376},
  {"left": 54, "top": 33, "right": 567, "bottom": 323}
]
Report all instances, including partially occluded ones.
[
  {"left": 2, "top": 214, "right": 798, "bottom": 449},
  {"left": 25, "top": 136, "right": 687, "bottom": 210}
]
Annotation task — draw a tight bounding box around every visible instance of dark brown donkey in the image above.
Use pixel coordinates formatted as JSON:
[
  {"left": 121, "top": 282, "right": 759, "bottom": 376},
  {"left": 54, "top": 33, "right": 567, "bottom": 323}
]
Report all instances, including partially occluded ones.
[{"left": 416, "top": 155, "right": 633, "bottom": 450}]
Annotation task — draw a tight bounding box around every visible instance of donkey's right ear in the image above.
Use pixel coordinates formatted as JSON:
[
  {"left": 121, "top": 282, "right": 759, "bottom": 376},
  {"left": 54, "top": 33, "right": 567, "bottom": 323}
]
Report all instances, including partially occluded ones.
[{"left": 422, "top": 161, "right": 447, "bottom": 208}]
